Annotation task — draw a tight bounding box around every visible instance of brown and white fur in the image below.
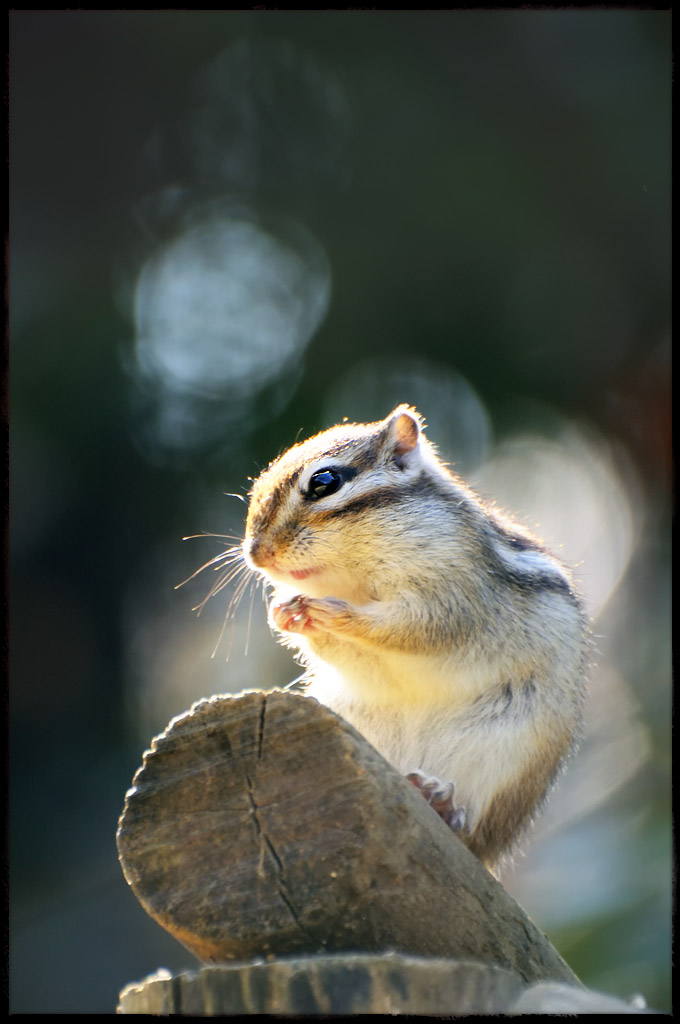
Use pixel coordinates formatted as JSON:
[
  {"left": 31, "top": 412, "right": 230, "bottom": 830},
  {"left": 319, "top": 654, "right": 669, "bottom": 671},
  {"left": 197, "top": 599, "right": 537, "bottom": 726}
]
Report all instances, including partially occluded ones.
[{"left": 243, "top": 405, "right": 588, "bottom": 869}]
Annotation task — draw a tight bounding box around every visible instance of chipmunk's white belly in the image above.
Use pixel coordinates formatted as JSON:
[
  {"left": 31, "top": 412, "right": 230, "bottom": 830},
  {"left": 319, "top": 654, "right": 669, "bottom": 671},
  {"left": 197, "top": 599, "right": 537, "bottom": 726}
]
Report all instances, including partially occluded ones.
[
  {"left": 304, "top": 648, "right": 541, "bottom": 828},
  {"left": 307, "top": 643, "right": 506, "bottom": 715}
]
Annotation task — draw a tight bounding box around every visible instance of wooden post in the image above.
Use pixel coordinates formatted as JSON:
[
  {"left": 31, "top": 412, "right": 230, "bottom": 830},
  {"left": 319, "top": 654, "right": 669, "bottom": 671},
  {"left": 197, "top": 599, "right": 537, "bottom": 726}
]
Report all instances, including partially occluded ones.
[
  {"left": 117, "top": 955, "right": 527, "bottom": 1015},
  {"left": 117, "top": 690, "right": 578, "bottom": 980}
]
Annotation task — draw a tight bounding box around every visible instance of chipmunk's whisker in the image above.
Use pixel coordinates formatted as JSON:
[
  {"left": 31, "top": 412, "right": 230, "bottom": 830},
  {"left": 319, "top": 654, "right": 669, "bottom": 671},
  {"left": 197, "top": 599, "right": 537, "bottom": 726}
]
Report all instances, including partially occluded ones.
[
  {"left": 176, "top": 546, "right": 242, "bottom": 589},
  {"left": 243, "top": 575, "right": 261, "bottom": 658},
  {"left": 180, "top": 516, "right": 270, "bottom": 659},
  {"left": 210, "top": 602, "right": 233, "bottom": 660},
  {"left": 192, "top": 561, "right": 247, "bottom": 614},
  {"left": 182, "top": 533, "right": 244, "bottom": 547},
  {"left": 209, "top": 562, "right": 248, "bottom": 600},
  {"left": 230, "top": 567, "right": 253, "bottom": 610},
  {"left": 208, "top": 568, "right": 259, "bottom": 660}
]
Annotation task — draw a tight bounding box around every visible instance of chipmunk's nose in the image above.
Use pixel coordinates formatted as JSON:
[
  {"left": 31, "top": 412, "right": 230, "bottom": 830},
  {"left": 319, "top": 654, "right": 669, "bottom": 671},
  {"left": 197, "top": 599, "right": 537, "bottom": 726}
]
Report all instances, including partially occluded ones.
[{"left": 243, "top": 535, "right": 276, "bottom": 570}]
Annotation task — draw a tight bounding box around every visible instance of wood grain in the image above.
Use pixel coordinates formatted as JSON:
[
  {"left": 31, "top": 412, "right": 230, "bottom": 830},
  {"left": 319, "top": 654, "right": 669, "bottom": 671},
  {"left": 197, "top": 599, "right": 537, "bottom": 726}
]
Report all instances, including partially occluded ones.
[{"left": 116, "top": 689, "right": 578, "bottom": 984}]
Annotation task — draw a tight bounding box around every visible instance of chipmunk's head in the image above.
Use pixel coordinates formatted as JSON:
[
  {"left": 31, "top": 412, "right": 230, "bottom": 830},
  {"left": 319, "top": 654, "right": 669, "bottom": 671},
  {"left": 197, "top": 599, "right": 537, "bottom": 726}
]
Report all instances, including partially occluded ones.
[{"left": 242, "top": 405, "right": 441, "bottom": 601}]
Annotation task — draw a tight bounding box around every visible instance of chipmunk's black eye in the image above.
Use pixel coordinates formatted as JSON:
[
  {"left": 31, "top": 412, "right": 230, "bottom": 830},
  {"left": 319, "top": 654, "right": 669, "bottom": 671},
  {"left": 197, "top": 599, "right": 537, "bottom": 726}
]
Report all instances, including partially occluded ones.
[{"left": 307, "top": 468, "right": 344, "bottom": 501}]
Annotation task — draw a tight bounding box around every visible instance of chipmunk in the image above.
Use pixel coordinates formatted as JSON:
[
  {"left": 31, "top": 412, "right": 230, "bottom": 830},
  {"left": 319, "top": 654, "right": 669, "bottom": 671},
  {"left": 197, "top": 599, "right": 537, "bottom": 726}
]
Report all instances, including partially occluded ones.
[{"left": 241, "top": 405, "right": 588, "bottom": 869}]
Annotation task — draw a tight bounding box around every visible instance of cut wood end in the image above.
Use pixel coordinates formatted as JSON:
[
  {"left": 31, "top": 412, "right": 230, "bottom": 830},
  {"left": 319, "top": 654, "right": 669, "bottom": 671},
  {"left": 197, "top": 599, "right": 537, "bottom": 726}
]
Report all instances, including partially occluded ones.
[{"left": 116, "top": 689, "right": 579, "bottom": 986}]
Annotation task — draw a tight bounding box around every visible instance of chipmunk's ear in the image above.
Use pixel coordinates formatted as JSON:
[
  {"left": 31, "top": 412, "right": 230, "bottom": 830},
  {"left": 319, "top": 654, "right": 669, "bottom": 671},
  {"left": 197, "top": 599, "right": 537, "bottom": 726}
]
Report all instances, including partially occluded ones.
[{"left": 383, "top": 405, "right": 422, "bottom": 464}]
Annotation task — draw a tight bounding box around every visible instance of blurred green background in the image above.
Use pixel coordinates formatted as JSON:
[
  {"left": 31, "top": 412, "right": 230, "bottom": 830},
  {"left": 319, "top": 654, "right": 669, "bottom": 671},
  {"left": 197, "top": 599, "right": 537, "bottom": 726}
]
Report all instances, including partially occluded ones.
[{"left": 9, "top": 10, "right": 671, "bottom": 1013}]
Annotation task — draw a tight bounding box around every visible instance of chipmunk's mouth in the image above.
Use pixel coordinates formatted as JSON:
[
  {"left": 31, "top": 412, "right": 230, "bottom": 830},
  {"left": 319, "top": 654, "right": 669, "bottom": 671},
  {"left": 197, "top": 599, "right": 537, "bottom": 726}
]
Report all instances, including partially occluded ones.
[{"left": 288, "top": 567, "right": 321, "bottom": 581}]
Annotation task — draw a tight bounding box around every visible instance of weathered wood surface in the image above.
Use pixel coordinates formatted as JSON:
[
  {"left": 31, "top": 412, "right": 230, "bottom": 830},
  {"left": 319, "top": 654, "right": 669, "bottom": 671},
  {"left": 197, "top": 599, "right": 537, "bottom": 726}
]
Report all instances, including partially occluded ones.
[
  {"left": 116, "top": 954, "right": 525, "bottom": 1015},
  {"left": 116, "top": 955, "right": 656, "bottom": 1016},
  {"left": 116, "top": 690, "right": 578, "bottom": 984}
]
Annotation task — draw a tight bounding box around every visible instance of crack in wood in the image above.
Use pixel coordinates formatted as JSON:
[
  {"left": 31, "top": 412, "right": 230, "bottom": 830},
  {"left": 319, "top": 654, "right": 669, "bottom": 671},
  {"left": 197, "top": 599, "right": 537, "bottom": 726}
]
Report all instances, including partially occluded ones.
[
  {"left": 244, "top": 705, "right": 318, "bottom": 945},
  {"left": 257, "top": 697, "right": 266, "bottom": 760}
]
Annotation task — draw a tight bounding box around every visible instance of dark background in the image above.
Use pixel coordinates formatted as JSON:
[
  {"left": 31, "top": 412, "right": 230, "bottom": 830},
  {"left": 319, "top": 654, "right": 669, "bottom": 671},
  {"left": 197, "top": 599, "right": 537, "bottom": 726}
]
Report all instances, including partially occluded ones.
[{"left": 9, "top": 10, "right": 671, "bottom": 1013}]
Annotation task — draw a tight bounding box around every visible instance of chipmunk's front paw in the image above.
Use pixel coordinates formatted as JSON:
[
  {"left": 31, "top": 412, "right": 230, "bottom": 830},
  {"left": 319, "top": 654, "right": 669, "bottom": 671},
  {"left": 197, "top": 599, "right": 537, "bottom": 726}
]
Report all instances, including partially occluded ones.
[
  {"left": 270, "top": 595, "right": 352, "bottom": 635},
  {"left": 407, "top": 771, "right": 467, "bottom": 833},
  {"left": 301, "top": 596, "right": 353, "bottom": 631},
  {"left": 270, "top": 595, "right": 310, "bottom": 634}
]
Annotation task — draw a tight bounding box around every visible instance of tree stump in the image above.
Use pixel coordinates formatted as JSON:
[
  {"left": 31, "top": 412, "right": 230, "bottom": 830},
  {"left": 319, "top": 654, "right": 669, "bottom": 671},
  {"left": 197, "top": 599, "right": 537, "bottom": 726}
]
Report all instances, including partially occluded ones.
[{"left": 116, "top": 690, "right": 578, "bottom": 984}]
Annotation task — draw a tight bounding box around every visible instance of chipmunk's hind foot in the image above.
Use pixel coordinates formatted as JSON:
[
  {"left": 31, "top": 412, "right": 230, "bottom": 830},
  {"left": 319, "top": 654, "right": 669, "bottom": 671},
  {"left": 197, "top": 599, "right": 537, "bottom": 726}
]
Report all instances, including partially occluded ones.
[{"left": 407, "top": 770, "right": 466, "bottom": 832}]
